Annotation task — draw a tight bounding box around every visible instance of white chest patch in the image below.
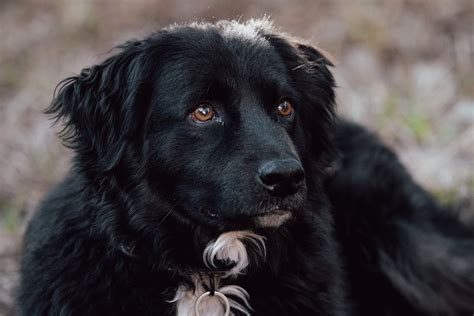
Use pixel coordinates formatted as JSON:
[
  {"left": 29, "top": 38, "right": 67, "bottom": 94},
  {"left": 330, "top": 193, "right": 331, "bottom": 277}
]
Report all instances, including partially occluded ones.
[{"left": 170, "top": 231, "right": 266, "bottom": 316}]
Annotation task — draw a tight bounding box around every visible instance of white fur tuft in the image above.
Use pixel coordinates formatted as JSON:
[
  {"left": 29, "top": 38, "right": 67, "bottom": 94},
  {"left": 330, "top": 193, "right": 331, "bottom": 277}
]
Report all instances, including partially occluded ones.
[
  {"left": 203, "top": 231, "right": 266, "bottom": 278},
  {"left": 170, "top": 231, "right": 265, "bottom": 315},
  {"left": 170, "top": 274, "right": 252, "bottom": 316}
]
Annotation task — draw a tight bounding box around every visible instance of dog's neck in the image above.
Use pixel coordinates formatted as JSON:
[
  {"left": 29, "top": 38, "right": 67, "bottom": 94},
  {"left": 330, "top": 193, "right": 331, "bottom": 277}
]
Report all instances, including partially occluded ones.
[{"left": 169, "top": 230, "right": 266, "bottom": 316}]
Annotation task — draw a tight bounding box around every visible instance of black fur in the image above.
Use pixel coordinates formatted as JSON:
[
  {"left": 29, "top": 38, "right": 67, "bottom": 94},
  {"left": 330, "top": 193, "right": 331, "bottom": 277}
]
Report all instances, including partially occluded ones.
[{"left": 18, "top": 20, "right": 474, "bottom": 315}]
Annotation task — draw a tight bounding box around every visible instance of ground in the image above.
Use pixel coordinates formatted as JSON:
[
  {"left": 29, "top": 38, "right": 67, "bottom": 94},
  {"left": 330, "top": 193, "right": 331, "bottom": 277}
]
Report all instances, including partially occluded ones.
[{"left": 0, "top": 1, "right": 472, "bottom": 314}]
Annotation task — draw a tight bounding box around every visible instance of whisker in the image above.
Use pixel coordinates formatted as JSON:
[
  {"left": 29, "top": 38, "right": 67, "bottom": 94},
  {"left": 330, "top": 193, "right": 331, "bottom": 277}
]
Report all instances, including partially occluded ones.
[{"left": 157, "top": 202, "right": 179, "bottom": 226}]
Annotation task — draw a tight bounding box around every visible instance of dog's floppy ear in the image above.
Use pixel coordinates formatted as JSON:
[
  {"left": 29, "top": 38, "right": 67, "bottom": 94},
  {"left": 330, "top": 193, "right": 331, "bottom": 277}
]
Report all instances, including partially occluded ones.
[
  {"left": 292, "top": 41, "right": 337, "bottom": 154},
  {"left": 294, "top": 43, "right": 334, "bottom": 66},
  {"left": 47, "top": 40, "right": 153, "bottom": 171},
  {"left": 267, "top": 33, "right": 337, "bottom": 165},
  {"left": 293, "top": 42, "right": 335, "bottom": 87}
]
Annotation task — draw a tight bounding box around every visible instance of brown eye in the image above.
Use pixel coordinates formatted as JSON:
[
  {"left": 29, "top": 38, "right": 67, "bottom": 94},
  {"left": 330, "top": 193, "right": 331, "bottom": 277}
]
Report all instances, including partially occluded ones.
[
  {"left": 191, "top": 103, "right": 215, "bottom": 123},
  {"left": 277, "top": 99, "right": 294, "bottom": 117}
]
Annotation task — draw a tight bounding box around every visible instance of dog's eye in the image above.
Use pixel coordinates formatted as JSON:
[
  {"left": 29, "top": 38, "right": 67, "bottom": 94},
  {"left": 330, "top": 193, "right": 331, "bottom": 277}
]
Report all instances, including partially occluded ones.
[
  {"left": 191, "top": 103, "right": 216, "bottom": 123},
  {"left": 277, "top": 99, "right": 294, "bottom": 117}
]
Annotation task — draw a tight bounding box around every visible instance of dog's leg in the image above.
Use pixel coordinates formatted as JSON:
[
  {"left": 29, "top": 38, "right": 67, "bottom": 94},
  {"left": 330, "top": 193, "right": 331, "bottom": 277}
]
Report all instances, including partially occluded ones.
[{"left": 326, "top": 120, "right": 474, "bottom": 316}]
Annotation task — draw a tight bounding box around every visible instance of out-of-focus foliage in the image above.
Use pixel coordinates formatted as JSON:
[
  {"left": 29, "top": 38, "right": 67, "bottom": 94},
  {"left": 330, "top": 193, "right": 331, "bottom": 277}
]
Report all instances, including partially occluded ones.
[{"left": 0, "top": 0, "right": 472, "bottom": 313}]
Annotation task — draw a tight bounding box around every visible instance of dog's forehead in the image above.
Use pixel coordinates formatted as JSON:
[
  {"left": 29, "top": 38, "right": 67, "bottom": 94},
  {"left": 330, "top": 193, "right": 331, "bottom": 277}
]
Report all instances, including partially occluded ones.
[{"left": 157, "top": 24, "right": 290, "bottom": 90}]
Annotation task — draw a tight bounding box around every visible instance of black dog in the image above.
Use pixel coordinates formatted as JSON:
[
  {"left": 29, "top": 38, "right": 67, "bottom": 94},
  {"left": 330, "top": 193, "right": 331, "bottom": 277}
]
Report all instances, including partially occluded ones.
[{"left": 18, "top": 19, "right": 474, "bottom": 315}]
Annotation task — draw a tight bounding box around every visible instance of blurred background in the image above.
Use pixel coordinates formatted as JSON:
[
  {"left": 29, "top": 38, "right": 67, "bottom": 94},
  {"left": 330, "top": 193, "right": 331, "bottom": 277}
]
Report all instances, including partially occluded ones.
[{"left": 0, "top": 0, "right": 472, "bottom": 313}]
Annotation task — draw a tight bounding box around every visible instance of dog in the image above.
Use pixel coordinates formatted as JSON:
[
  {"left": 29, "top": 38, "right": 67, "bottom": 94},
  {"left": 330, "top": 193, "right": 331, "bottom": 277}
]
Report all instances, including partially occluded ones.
[{"left": 17, "top": 19, "right": 474, "bottom": 315}]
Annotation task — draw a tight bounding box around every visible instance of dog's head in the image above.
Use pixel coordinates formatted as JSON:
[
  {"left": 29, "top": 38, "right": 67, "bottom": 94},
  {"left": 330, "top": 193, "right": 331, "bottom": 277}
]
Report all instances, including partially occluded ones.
[{"left": 49, "top": 19, "right": 335, "bottom": 233}]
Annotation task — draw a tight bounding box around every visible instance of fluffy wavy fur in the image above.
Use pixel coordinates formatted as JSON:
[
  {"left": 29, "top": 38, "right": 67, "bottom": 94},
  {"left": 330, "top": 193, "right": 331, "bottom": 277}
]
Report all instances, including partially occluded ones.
[
  {"left": 171, "top": 231, "right": 263, "bottom": 315},
  {"left": 18, "top": 19, "right": 474, "bottom": 316}
]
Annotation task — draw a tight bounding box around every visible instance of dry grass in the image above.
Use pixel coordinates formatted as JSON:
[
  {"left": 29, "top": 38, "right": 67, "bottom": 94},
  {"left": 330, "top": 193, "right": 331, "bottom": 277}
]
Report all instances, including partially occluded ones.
[{"left": 0, "top": 0, "right": 473, "bottom": 313}]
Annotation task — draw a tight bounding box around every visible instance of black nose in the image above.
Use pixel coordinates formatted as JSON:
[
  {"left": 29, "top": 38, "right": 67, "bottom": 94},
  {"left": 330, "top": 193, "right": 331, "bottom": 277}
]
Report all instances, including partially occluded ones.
[{"left": 258, "top": 159, "right": 305, "bottom": 196}]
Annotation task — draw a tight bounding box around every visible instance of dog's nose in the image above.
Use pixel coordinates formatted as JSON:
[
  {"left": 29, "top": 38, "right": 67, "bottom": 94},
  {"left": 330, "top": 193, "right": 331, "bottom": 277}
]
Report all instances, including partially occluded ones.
[{"left": 258, "top": 159, "right": 304, "bottom": 196}]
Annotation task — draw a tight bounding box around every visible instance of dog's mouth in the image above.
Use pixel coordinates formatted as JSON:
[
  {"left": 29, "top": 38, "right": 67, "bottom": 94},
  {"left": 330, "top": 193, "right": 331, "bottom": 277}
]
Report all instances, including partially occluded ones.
[
  {"left": 251, "top": 210, "right": 292, "bottom": 228},
  {"left": 199, "top": 206, "right": 294, "bottom": 229}
]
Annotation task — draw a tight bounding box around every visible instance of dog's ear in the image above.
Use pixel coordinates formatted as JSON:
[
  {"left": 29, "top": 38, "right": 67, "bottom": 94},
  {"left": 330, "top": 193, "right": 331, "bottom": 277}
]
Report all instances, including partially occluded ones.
[
  {"left": 294, "top": 43, "right": 334, "bottom": 66},
  {"left": 292, "top": 41, "right": 337, "bottom": 157},
  {"left": 47, "top": 40, "right": 153, "bottom": 172},
  {"left": 266, "top": 33, "right": 337, "bottom": 165},
  {"left": 293, "top": 42, "right": 335, "bottom": 84}
]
